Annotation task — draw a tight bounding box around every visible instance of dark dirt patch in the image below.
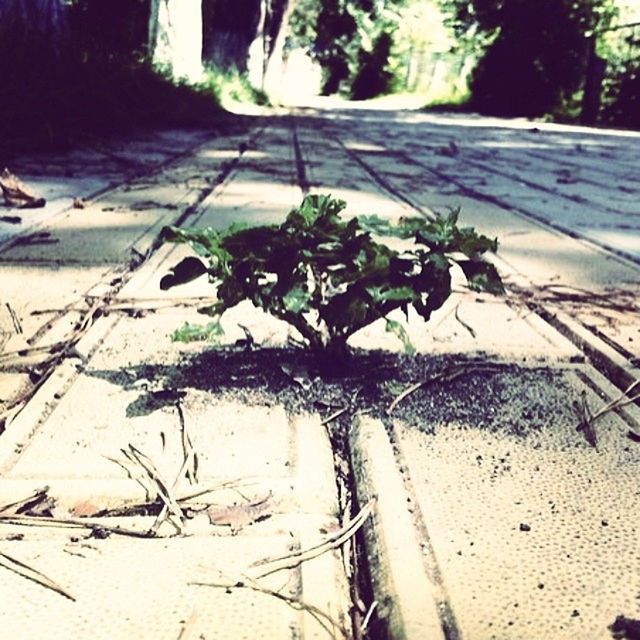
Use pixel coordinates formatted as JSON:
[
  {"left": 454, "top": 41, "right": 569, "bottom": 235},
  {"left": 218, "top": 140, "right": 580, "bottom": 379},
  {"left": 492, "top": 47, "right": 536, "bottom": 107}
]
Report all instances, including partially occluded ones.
[{"left": 87, "top": 346, "right": 580, "bottom": 447}]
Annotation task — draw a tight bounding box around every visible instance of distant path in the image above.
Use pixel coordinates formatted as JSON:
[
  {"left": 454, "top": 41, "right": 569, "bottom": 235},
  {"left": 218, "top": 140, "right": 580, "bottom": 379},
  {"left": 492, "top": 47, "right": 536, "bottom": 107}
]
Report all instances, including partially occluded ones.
[{"left": 0, "top": 129, "right": 220, "bottom": 250}]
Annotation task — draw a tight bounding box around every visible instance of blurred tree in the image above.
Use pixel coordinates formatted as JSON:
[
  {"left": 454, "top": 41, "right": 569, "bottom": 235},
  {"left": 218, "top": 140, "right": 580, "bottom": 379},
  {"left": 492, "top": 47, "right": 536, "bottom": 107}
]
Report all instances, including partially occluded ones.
[
  {"left": 0, "top": 0, "right": 67, "bottom": 42},
  {"left": 202, "top": 0, "right": 291, "bottom": 77},
  {"left": 599, "top": 21, "right": 640, "bottom": 127},
  {"left": 0, "top": 0, "right": 70, "bottom": 132},
  {"left": 203, "top": 0, "right": 263, "bottom": 70},
  {"left": 289, "top": 0, "right": 406, "bottom": 97},
  {"left": 70, "top": 0, "right": 150, "bottom": 63},
  {"left": 0, "top": 0, "right": 224, "bottom": 150},
  {"left": 440, "top": 0, "right": 616, "bottom": 117},
  {"left": 0, "top": 0, "right": 68, "bottom": 72}
]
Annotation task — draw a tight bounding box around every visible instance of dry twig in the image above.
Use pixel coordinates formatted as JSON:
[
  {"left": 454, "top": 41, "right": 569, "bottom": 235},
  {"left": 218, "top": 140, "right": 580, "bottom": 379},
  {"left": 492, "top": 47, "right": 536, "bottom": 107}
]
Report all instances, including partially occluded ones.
[
  {"left": 249, "top": 499, "right": 375, "bottom": 579},
  {"left": 576, "top": 379, "right": 640, "bottom": 448},
  {"left": 454, "top": 303, "right": 477, "bottom": 338},
  {"left": 190, "top": 576, "right": 349, "bottom": 639},
  {"left": 0, "top": 295, "right": 104, "bottom": 429},
  {"left": 509, "top": 282, "right": 640, "bottom": 315},
  {"left": 0, "top": 513, "right": 152, "bottom": 538},
  {"left": 124, "top": 445, "right": 186, "bottom": 535},
  {"left": 321, "top": 407, "right": 349, "bottom": 426},
  {"left": 0, "top": 550, "right": 75, "bottom": 601},
  {"left": 176, "top": 401, "right": 198, "bottom": 486},
  {"left": 360, "top": 600, "right": 378, "bottom": 635},
  {"left": 386, "top": 363, "right": 501, "bottom": 415},
  {"left": 0, "top": 486, "right": 50, "bottom": 515}
]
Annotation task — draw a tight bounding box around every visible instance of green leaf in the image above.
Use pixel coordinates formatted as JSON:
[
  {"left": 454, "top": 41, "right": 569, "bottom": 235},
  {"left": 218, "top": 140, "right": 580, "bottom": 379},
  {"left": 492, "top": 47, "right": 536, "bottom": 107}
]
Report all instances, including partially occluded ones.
[
  {"left": 366, "top": 286, "right": 415, "bottom": 303},
  {"left": 160, "top": 257, "right": 207, "bottom": 290},
  {"left": 288, "top": 193, "right": 347, "bottom": 227},
  {"left": 283, "top": 286, "right": 312, "bottom": 313},
  {"left": 171, "top": 320, "right": 224, "bottom": 343},
  {"left": 458, "top": 260, "right": 505, "bottom": 294},
  {"left": 358, "top": 215, "right": 427, "bottom": 239},
  {"left": 385, "top": 318, "right": 415, "bottom": 355},
  {"left": 160, "top": 193, "right": 503, "bottom": 359}
]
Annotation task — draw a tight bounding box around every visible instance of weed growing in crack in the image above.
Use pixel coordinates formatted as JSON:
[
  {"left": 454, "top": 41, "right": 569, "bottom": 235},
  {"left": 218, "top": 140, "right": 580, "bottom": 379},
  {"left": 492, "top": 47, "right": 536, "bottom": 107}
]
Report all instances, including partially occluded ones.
[{"left": 160, "top": 194, "right": 504, "bottom": 364}]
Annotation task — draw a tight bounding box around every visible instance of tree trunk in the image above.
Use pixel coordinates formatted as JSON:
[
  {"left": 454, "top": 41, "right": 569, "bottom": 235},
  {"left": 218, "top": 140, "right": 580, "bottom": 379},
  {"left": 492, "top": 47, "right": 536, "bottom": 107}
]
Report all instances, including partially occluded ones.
[
  {"left": 0, "top": 0, "right": 68, "bottom": 55},
  {"left": 202, "top": 0, "right": 262, "bottom": 71},
  {"left": 149, "top": 0, "right": 203, "bottom": 82},
  {"left": 248, "top": 0, "right": 293, "bottom": 94},
  {"left": 202, "top": 0, "right": 290, "bottom": 79}
]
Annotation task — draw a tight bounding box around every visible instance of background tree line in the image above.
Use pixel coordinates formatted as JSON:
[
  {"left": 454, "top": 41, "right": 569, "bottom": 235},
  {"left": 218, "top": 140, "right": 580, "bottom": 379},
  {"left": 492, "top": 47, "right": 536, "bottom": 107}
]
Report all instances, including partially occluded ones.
[
  {"left": 0, "top": 0, "right": 284, "bottom": 151},
  {"left": 289, "top": 0, "right": 640, "bottom": 126},
  {"left": 0, "top": 0, "right": 639, "bottom": 152}
]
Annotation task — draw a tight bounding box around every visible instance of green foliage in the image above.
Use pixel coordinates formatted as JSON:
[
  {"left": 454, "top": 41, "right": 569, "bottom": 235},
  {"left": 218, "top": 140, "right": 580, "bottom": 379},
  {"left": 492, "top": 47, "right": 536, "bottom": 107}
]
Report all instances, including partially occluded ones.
[
  {"left": 160, "top": 194, "right": 503, "bottom": 359},
  {"left": 172, "top": 321, "right": 225, "bottom": 343},
  {"left": 288, "top": 0, "right": 406, "bottom": 98},
  {"left": 201, "top": 66, "right": 270, "bottom": 106},
  {"left": 602, "top": 61, "right": 640, "bottom": 128},
  {"left": 599, "top": 20, "right": 640, "bottom": 128},
  {"left": 438, "top": 0, "right": 616, "bottom": 118}
]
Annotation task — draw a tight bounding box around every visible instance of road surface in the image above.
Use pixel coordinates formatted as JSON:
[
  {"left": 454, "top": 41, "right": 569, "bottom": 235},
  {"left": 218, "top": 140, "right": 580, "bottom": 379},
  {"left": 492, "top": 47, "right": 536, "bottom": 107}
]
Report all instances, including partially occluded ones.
[{"left": 1, "top": 106, "right": 639, "bottom": 640}]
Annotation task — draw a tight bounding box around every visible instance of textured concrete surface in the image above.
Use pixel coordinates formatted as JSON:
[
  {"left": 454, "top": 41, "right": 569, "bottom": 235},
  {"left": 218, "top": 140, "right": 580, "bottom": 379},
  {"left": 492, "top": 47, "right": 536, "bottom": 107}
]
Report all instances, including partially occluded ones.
[
  {"left": 1, "top": 107, "right": 639, "bottom": 639},
  {"left": 350, "top": 366, "right": 640, "bottom": 640},
  {"left": 0, "top": 528, "right": 342, "bottom": 639},
  {"left": 392, "top": 365, "right": 640, "bottom": 640},
  {"left": 0, "top": 305, "right": 350, "bottom": 637}
]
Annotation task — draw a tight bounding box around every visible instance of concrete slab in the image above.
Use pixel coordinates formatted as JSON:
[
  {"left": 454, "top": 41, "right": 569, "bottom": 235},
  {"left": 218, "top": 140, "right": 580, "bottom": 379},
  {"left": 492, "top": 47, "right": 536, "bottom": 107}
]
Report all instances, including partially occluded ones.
[
  {"left": 352, "top": 293, "right": 580, "bottom": 362},
  {"left": 350, "top": 415, "right": 446, "bottom": 640},
  {"left": 193, "top": 176, "right": 301, "bottom": 230},
  {"left": 0, "top": 263, "right": 110, "bottom": 341},
  {"left": 420, "top": 196, "right": 640, "bottom": 292},
  {"left": 0, "top": 203, "right": 184, "bottom": 265},
  {"left": 0, "top": 306, "right": 349, "bottom": 639},
  {"left": 355, "top": 363, "right": 640, "bottom": 640},
  {"left": 0, "top": 129, "right": 214, "bottom": 248},
  {"left": 0, "top": 530, "right": 347, "bottom": 640}
]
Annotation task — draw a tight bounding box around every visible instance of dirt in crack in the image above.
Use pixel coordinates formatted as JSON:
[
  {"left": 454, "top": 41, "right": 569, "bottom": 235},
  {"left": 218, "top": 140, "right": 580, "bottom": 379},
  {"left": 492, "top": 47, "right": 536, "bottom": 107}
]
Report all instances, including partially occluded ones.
[{"left": 88, "top": 347, "right": 581, "bottom": 441}]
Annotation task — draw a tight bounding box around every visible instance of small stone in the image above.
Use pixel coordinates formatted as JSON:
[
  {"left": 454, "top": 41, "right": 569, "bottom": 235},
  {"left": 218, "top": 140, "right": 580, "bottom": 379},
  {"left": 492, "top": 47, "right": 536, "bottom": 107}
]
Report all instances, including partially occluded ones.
[
  {"left": 538, "top": 583, "right": 545, "bottom": 590},
  {"left": 520, "top": 523, "right": 531, "bottom": 532},
  {"left": 601, "top": 520, "right": 609, "bottom": 527},
  {"left": 571, "top": 609, "right": 580, "bottom": 618}
]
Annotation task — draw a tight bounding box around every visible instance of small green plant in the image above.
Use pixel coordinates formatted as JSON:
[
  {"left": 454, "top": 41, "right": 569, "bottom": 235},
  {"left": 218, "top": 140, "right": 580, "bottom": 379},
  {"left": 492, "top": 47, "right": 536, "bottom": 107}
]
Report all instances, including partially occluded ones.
[
  {"left": 201, "top": 65, "right": 269, "bottom": 107},
  {"left": 160, "top": 194, "right": 504, "bottom": 361}
]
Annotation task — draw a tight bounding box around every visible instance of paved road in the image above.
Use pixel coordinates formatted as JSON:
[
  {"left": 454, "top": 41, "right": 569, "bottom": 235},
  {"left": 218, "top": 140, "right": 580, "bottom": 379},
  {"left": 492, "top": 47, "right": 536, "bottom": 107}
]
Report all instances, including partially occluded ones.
[
  {"left": 0, "top": 108, "right": 639, "bottom": 639},
  {"left": 298, "top": 106, "right": 640, "bottom": 264},
  {"left": 0, "top": 129, "right": 219, "bottom": 250}
]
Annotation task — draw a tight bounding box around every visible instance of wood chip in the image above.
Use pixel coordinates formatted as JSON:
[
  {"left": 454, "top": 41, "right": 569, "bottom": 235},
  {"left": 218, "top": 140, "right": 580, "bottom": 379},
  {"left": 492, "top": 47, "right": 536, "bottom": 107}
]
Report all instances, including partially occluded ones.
[
  {"left": 0, "top": 168, "right": 46, "bottom": 208},
  {"left": 207, "top": 493, "right": 273, "bottom": 533}
]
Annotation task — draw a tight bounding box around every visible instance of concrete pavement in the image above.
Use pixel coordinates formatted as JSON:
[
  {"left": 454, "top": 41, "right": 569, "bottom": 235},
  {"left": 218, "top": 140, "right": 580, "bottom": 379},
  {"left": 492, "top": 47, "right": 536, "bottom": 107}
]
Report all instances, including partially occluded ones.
[{"left": 0, "top": 108, "right": 639, "bottom": 639}]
